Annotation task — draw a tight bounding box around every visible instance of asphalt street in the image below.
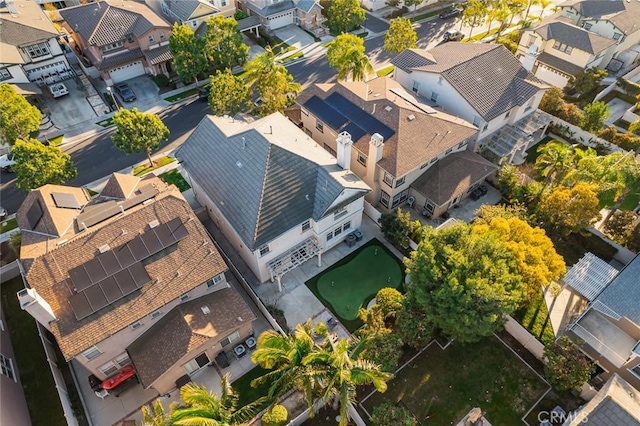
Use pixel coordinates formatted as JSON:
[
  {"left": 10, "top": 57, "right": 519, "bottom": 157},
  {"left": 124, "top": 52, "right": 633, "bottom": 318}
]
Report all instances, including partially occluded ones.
[{"left": 0, "top": 16, "right": 473, "bottom": 214}]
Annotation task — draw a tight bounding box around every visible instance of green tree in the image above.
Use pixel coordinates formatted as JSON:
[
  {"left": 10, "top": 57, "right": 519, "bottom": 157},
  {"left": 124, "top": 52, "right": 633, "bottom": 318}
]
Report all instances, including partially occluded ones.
[
  {"left": 537, "top": 182, "right": 601, "bottom": 235},
  {"left": 205, "top": 16, "right": 249, "bottom": 71},
  {"left": 327, "top": 0, "right": 365, "bottom": 33},
  {"left": 140, "top": 400, "right": 170, "bottom": 426},
  {"left": 570, "top": 67, "right": 608, "bottom": 97},
  {"left": 261, "top": 405, "right": 288, "bottom": 426},
  {"left": 327, "top": 33, "right": 373, "bottom": 82},
  {"left": 168, "top": 23, "right": 208, "bottom": 86},
  {"left": 208, "top": 69, "right": 250, "bottom": 116},
  {"left": 370, "top": 402, "right": 417, "bottom": 426},
  {"left": 378, "top": 208, "right": 413, "bottom": 249},
  {"left": 461, "top": 0, "right": 487, "bottom": 37},
  {"left": 582, "top": 101, "right": 610, "bottom": 132},
  {"left": 534, "top": 141, "right": 576, "bottom": 187},
  {"left": 474, "top": 203, "right": 528, "bottom": 224},
  {"left": 244, "top": 47, "right": 301, "bottom": 116},
  {"left": 396, "top": 295, "right": 433, "bottom": 349},
  {"left": 111, "top": 108, "right": 170, "bottom": 167},
  {"left": 591, "top": 152, "right": 640, "bottom": 228},
  {"left": 492, "top": 0, "right": 511, "bottom": 38},
  {"left": 506, "top": 0, "right": 528, "bottom": 26},
  {"left": 12, "top": 138, "right": 77, "bottom": 191},
  {"left": 538, "top": 0, "right": 553, "bottom": 18},
  {"left": 629, "top": 118, "right": 640, "bottom": 136},
  {"left": 604, "top": 210, "right": 639, "bottom": 247},
  {"left": 543, "top": 336, "right": 596, "bottom": 391},
  {"left": 361, "top": 333, "right": 403, "bottom": 373},
  {"left": 404, "top": 0, "right": 424, "bottom": 13},
  {"left": 384, "top": 18, "right": 417, "bottom": 54},
  {"left": 358, "top": 287, "right": 404, "bottom": 335},
  {"left": 558, "top": 103, "right": 584, "bottom": 126},
  {"left": 0, "top": 83, "right": 42, "bottom": 145},
  {"left": 539, "top": 87, "right": 565, "bottom": 116},
  {"left": 171, "top": 375, "right": 263, "bottom": 425},
  {"left": 497, "top": 163, "right": 525, "bottom": 203}
]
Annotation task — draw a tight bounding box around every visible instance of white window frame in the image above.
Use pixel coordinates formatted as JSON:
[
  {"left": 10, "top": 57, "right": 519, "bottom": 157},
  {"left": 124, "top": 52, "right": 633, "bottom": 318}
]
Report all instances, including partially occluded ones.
[
  {"left": 327, "top": 231, "right": 334, "bottom": 241},
  {"left": 613, "top": 33, "right": 622, "bottom": 41},
  {"left": 82, "top": 346, "right": 102, "bottom": 361},
  {"left": 114, "top": 352, "right": 131, "bottom": 368},
  {"left": 102, "top": 41, "right": 123, "bottom": 52},
  {"left": 131, "top": 321, "right": 143, "bottom": 330},
  {"left": 343, "top": 221, "right": 351, "bottom": 231},
  {"left": 26, "top": 42, "right": 50, "bottom": 58},
  {"left": 316, "top": 120, "right": 324, "bottom": 133},
  {"left": 357, "top": 152, "right": 367, "bottom": 166},
  {"left": 630, "top": 362, "right": 640, "bottom": 379},
  {"left": 151, "top": 310, "right": 162, "bottom": 319},
  {"left": 583, "top": 22, "right": 592, "bottom": 30},
  {"left": 259, "top": 245, "right": 271, "bottom": 257},
  {"left": 148, "top": 35, "right": 155, "bottom": 43},
  {"left": 383, "top": 172, "right": 394, "bottom": 187},
  {"left": 334, "top": 225, "right": 343, "bottom": 237},
  {"left": 412, "top": 80, "right": 420, "bottom": 93},
  {"left": 0, "top": 354, "right": 15, "bottom": 382},
  {"left": 183, "top": 352, "right": 210, "bottom": 374},
  {"left": 207, "top": 273, "right": 224, "bottom": 288},
  {"left": 395, "top": 176, "right": 405, "bottom": 188},
  {"left": 430, "top": 91, "right": 439, "bottom": 102},
  {"left": 191, "top": 20, "right": 198, "bottom": 27},
  {"left": 159, "top": 31, "right": 165, "bottom": 40},
  {"left": 380, "top": 191, "right": 390, "bottom": 208},
  {"left": 220, "top": 330, "right": 240, "bottom": 347},
  {"left": 301, "top": 220, "right": 311, "bottom": 232},
  {"left": 0, "top": 68, "right": 11, "bottom": 81},
  {"left": 391, "top": 189, "right": 408, "bottom": 208},
  {"left": 99, "top": 362, "right": 118, "bottom": 376},
  {"left": 180, "top": 294, "right": 190, "bottom": 302},
  {"left": 472, "top": 116, "right": 482, "bottom": 127},
  {"left": 334, "top": 207, "right": 348, "bottom": 220}
]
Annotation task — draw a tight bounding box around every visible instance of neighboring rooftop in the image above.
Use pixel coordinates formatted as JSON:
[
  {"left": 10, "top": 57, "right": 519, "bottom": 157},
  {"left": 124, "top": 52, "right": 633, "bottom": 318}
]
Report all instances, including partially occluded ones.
[
  {"left": 533, "top": 20, "right": 616, "bottom": 54},
  {"left": 593, "top": 254, "right": 640, "bottom": 325},
  {"left": 161, "top": 0, "right": 218, "bottom": 22},
  {"left": 176, "top": 112, "right": 370, "bottom": 251},
  {"left": 562, "top": 252, "right": 619, "bottom": 302},
  {"left": 535, "top": 51, "right": 584, "bottom": 76},
  {"left": 294, "top": 77, "right": 478, "bottom": 176},
  {"left": 392, "top": 44, "right": 548, "bottom": 122},
  {"left": 559, "top": 0, "right": 640, "bottom": 35},
  {"left": 19, "top": 175, "right": 228, "bottom": 360},
  {"left": 60, "top": 0, "right": 170, "bottom": 46}
]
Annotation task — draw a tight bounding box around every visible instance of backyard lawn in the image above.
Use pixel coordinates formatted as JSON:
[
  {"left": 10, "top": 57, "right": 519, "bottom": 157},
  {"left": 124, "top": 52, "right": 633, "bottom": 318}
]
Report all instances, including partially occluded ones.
[
  {"left": 306, "top": 239, "right": 403, "bottom": 331},
  {"left": 159, "top": 169, "right": 191, "bottom": 192},
  {"left": 232, "top": 365, "right": 271, "bottom": 412},
  {"left": 514, "top": 289, "right": 555, "bottom": 345},
  {"left": 362, "top": 335, "right": 549, "bottom": 426}
]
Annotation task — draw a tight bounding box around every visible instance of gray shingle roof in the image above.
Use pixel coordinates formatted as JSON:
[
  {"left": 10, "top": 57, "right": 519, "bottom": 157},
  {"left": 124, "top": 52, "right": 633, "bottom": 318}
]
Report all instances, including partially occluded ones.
[
  {"left": 246, "top": 0, "right": 294, "bottom": 17},
  {"left": 96, "top": 47, "right": 144, "bottom": 70},
  {"left": 295, "top": 0, "right": 319, "bottom": 13},
  {"left": 0, "top": 17, "right": 59, "bottom": 47},
  {"left": 176, "top": 113, "right": 367, "bottom": 250},
  {"left": 162, "top": 0, "right": 216, "bottom": 22},
  {"left": 533, "top": 21, "right": 615, "bottom": 54},
  {"left": 144, "top": 44, "right": 173, "bottom": 65},
  {"left": 392, "top": 44, "right": 548, "bottom": 122},
  {"left": 237, "top": 15, "right": 262, "bottom": 31},
  {"left": 594, "top": 254, "right": 640, "bottom": 325},
  {"left": 60, "top": 1, "right": 168, "bottom": 46},
  {"left": 560, "top": 0, "right": 640, "bottom": 35},
  {"left": 536, "top": 51, "right": 584, "bottom": 76}
]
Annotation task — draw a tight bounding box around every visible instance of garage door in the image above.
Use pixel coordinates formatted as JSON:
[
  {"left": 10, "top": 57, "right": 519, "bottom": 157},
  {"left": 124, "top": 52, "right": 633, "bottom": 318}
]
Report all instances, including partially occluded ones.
[
  {"left": 268, "top": 12, "right": 294, "bottom": 30},
  {"left": 108, "top": 61, "right": 144, "bottom": 83}
]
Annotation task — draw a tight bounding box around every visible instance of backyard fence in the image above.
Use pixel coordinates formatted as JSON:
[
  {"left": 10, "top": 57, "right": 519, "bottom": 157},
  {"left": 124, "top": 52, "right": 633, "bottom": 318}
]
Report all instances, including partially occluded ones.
[
  {"left": 549, "top": 119, "right": 625, "bottom": 154},
  {"left": 363, "top": 201, "right": 381, "bottom": 225},
  {"left": 503, "top": 315, "right": 545, "bottom": 360}
]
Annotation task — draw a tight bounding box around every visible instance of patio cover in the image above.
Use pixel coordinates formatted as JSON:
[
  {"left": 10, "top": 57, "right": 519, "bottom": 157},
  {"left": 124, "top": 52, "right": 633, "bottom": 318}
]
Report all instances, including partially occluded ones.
[
  {"left": 562, "top": 252, "right": 619, "bottom": 301},
  {"left": 268, "top": 237, "right": 320, "bottom": 284},
  {"left": 484, "top": 110, "right": 552, "bottom": 158}
]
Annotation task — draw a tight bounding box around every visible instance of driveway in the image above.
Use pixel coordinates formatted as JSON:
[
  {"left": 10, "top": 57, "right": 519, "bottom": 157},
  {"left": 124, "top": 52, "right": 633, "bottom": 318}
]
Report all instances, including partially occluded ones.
[
  {"left": 364, "top": 12, "right": 390, "bottom": 33},
  {"left": 274, "top": 24, "right": 315, "bottom": 52},
  {"left": 45, "top": 78, "right": 98, "bottom": 130},
  {"left": 95, "top": 75, "right": 161, "bottom": 111}
]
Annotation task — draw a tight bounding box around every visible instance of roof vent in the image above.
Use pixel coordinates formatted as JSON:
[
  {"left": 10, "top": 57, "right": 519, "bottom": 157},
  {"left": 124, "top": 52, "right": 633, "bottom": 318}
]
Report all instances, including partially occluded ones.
[
  {"left": 407, "top": 114, "right": 416, "bottom": 121},
  {"left": 98, "top": 244, "right": 111, "bottom": 253},
  {"left": 385, "top": 105, "right": 392, "bottom": 112},
  {"left": 238, "top": 316, "right": 243, "bottom": 321},
  {"left": 236, "top": 161, "right": 243, "bottom": 168},
  {"left": 148, "top": 220, "right": 160, "bottom": 229},
  {"left": 201, "top": 306, "right": 211, "bottom": 314}
]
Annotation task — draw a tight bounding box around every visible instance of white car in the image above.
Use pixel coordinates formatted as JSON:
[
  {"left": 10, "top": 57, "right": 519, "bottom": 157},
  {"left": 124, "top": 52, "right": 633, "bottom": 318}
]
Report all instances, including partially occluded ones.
[
  {"left": 0, "top": 153, "right": 15, "bottom": 172},
  {"left": 49, "top": 82, "right": 69, "bottom": 98}
]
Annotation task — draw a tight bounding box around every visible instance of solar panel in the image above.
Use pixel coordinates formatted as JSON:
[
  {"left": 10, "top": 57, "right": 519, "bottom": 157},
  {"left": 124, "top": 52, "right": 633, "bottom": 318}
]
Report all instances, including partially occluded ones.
[
  {"left": 115, "top": 244, "right": 136, "bottom": 269},
  {"left": 141, "top": 231, "right": 163, "bottom": 255},
  {"left": 85, "top": 284, "right": 109, "bottom": 311},
  {"left": 120, "top": 185, "right": 159, "bottom": 210},
  {"left": 129, "top": 262, "right": 151, "bottom": 287},
  {"left": 115, "top": 268, "right": 137, "bottom": 294},
  {"left": 154, "top": 223, "right": 176, "bottom": 247},
  {"left": 51, "top": 192, "right": 81, "bottom": 209},
  {"left": 324, "top": 92, "right": 396, "bottom": 140},
  {"left": 303, "top": 95, "right": 349, "bottom": 129},
  {"left": 26, "top": 199, "right": 44, "bottom": 230},
  {"left": 69, "top": 264, "right": 92, "bottom": 291},
  {"left": 168, "top": 218, "right": 188, "bottom": 241},
  {"left": 342, "top": 122, "right": 367, "bottom": 142},
  {"left": 128, "top": 237, "right": 150, "bottom": 261},
  {"left": 69, "top": 292, "right": 93, "bottom": 320},
  {"left": 84, "top": 258, "right": 107, "bottom": 284},
  {"left": 100, "top": 276, "right": 123, "bottom": 303},
  {"left": 76, "top": 201, "right": 122, "bottom": 229},
  {"left": 98, "top": 250, "right": 121, "bottom": 276}
]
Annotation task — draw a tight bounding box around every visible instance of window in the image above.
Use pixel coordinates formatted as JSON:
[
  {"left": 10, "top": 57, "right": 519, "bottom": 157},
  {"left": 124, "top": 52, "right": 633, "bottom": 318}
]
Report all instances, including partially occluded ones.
[
  {"left": 221, "top": 0, "right": 227, "bottom": 5},
  {"left": 334, "top": 225, "right": 343, "bottom": 237},
  {"left": 412, "top": 80, "right": 420, "bottom": 93},
  {"left": 327, "top": 231, "right": 334, "bottom": 241},
  {"left": 323, "top": 143, "right": 336, "bottom": 156},
  {"left": 220, "top": 331, "right": 240, "bottom": 347},
  {"left": 425, "top": 200, "right": 436, "bottom": 213},
  {"left": 0, "top": 354, "right": 15, "bottom": 381},
  {"left": 183, "top": 352, "right": 210, "bottom": 374},
  {"left": 0, "top": 68, "right": 11, "bottom": 81},
  {"left": 159, "top": 31, "right": 165, "bottom": 40},
  {"left": 191, "top": 20, "right": 198, "bottom": 27},
  {"left": 445, "top": 148, "right": 453, "bottom": 154},
  {"left": 430, "top": 91, "right": 439, "bottom": 102},
  {"left": 343, "top": 221, "right": 351, "bottom": 231},
  {"left": 115, "top": 353, "right": 131, "bottom": 368},
  {"left": 316, "top": 120, "right": 324, "bottom": 133},
  {"left": 383, "top": 172, "right": 393, "bottom": 187},
  {"left": 458, "top": 141, "right": 467, "bottom": 149},
  {"left": 259, "top": 245, "right": 271, "bottom": 257},
  {"left": 131, "top": 321, "right": 143, "bottom": 330},
  {"left": 304, "top": 128, "right": 312, "bottom": 137},
  {"left": 391, "top": 189, "right": 409, "bottom": 208},
  {"left": 420, "top": 161, "right": 429, "bottom": 169},
  {"left": 207, "top": 273, "right": 224, "bottom": 288},
  {"left": 127, "top": 35, "right": 134, "bottom": 43},
  {"left": 148, "top": 35, "right": 155, "bottom": 43},
  {"left": 613, "top": 33, "right": 622, "bottom": 41},
  {"left": 552, "top": 41, "right": 573, "bottom": 53},
  {"left": 395, "top": 176, "right": 405, "bottom": 188},
  {"left": 430, "top": 156, "right": 438, "bottom": 163},
  {"left": 102, "top": 41, "right": 123, "bottom": 52},
  {"left": 631, "top": 363, "right": 640, "bottom": 379},
  {"left": 528, "top": 35, "right": 537, "bottom": 47},
  {"left": 180, "top": 294, "right": 190, "bottom": 302},
  {"left": 0, "top": 320, "right": 3, "bottom": 331},
  {"left": 82, "top": 346, "right": 102, "bottom": 361},
  {"left": 99, "top": 362, "right": 118, "bottom": 376},
  {"left": 301, "top": 220, "right": 311, "bottom": 232},
  {"left": 583, "top": 22, "right": 592, "bottom": 30},
  {"left": 151, "top": 310, "right": 162, "bottom": 319},
  {"left": 357, "top": 152, "right": 367, "bottom": 166},
  {"left": 334, "top": 207, "right": 348, "bottom": 220},
  {"left": 380, "top": 191, "right": 390, "bottom": 207},
  {"left": 26, "top": 42, "right": 50, "bottom": 58}
]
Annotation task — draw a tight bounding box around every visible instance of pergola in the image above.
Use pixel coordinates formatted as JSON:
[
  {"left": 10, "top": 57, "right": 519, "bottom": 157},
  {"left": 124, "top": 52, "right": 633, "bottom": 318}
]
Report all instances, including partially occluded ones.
[
  {"left": 484, "top": 110, "right": 552, "bottom": 163},
  {"left": 562, "top": 252, "right": 619, "bottom": 301},
  {"left": 268, "top": 237, "right": 321, "bottom": 292}
]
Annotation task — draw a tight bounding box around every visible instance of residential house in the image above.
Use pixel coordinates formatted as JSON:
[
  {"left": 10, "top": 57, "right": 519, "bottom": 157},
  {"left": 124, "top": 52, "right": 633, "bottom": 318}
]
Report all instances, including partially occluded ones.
[
  {"left": 15, "top": 173, "right": 257, "bottom": 395},
  {"left": 0, "top": 0, "right": 72, "bottom": 94},
  {"left": 145, "top": 0, "right": 235, "bottom": 32},
  {"left": 568, "top": 254, "right": 640, "bottom": 391},
  {"left": 392, "top": 43, "right": 552, "bottom": 164},
  {"left": 176, "top": 112, "right": 370, "bottom": 287},
  {"left": 558, "top": 0, "right": 640, "bottom": 71},
  {"left": 291, "top": 77, "right": 497, "bottom": 218},
  {"left": 563, "top": 374, "right": 640, "bottom": 425},
  {"left": 60, "top": 0, "right": 173, "bottom": 85},
  {"left": 0, "top": 306, "right": 31, "bottom": 426},
  {"left": 517, "top": 18, "right": 617, "bottom": 88},
  {"left": 238, "top": 0, "right": 324, "bottom": 33}
]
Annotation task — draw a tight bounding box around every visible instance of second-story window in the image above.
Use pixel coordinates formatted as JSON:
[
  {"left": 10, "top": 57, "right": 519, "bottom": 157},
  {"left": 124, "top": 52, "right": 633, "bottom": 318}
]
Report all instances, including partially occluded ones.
[
  {"left": 159, "top": 31, "right": 165, "bottom": 40},
  {"left": 149, "top": 35, "right": 155, "bottom": 43},
  {"left": 395, "top": 176, "right": 405, "bottom": 188},
  {"left": 103, "top": 41, "right": 123, "bottom": 52},
  {"left": 583, "top": 22, "right": 592, "bottom": 30},
  {"left": 26, "top": 42, "right": 50, "bottom": 58},
  {"left": 383, "top": 172, "right": 393, "bottom": 187},
  {"left": 301, "top": 220, "right": 311, "bottom": 232},
  {"left": 0, "top": 69, "right": 11, "bottom": 81},
  {"left": 316, "top": 120, "right": 324, "bottom": 133}
]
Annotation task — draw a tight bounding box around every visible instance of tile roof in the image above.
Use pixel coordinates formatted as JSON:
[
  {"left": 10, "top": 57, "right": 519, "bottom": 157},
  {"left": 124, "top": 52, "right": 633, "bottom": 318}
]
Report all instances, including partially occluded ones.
[
  {"left": 128, "top": 286, "right": 256, "bottom": 388},
  {"left": 410, "top": 150, "right": 498, "bottom": 205},
  {"left": 176, "top": 113, "right": 369, "bottom": 250},
  {"left": 96, "top": 48, "right": 145, "bottom": 70},
  {"left": 60, "top": 0, "right": 170, "bottom": 47},
  {"left": 100, "top": 173, "right": 141, "bottom": 199},
  {"left": 564, "top": 374, "right": 640, "bottom": 425},
  {"left": 536, "top": 51, "right": 584, "bottom": 76},
  {"left": 561, "top": 0, "right": 640, "bottom": 35},
  {"left": 144, "top": 44, "right": 173, "bottom": 65},
  {"left": 19, "top": 175, "right": 228, "bottom": 360},
  {"left": 594, "top": 254, "right": 640, "bottom": 325},
  {"left": 533, "top": 21, "right": 615, "bottom": 54},
  {"left": 392, "top": 44, "right": 548, "bottom": 122},
  {"left": 295, "top": 77, "right": 478, "bottom": 176},
  {"left": 162, "top": 0, "right": 217, "bottom": 22}
]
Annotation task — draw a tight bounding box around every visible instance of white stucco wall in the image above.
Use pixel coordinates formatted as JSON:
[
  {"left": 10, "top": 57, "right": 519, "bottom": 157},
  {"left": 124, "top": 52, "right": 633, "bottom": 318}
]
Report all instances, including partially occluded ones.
[{"left": 0, "top": 64, "right": 30, "bottom": 84}]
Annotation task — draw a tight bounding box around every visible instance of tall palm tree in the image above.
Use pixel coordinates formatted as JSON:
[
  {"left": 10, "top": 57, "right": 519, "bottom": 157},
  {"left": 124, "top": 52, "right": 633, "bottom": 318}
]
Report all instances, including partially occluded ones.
[
  {"left": 170, "top": 374, "right": 264, "bottom": 426},
  {"left": 538, "top": 0, "right": 553, "bottom": 19},
  {"left": 303, "top": 337, "right": 393, "bottom": 426},
  {"left": 140, "top": 400, "right": 170, "bottom": 426},
  {"left": 251, "top": 321, "right": 325, "bottom": 410},
  {"left": 534, "top": 141, "right": 576, "bottom": 188}
]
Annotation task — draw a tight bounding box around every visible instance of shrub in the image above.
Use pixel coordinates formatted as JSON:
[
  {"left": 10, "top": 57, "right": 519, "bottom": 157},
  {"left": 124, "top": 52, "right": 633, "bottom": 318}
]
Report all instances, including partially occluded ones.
[
  {"left": 557, "top": 103, "right": 584, "bottom": 127},
  {"left": 234, "top": 10, "right": 249, "bottom": 20},
  {"left": 362, "top": 333, "right": 403, "bottom": 373},
  {"left": 379, "top": 208, "right": 411, "bottom": 250},
  {"left": 604, "top": 210, "right": 639, "bottom": 249},
  {"left": 543, "top": 336, "right": 596, "bottom": 391},
  {"left": 262, "top": 405, "right": 288, "bottom": 426},
  {"left": 370, "top": 402, "right": 417, "bottom": 426},
  {"left": 396, "top": 296, "right": 433, "bottom": 349},
  {"left": 598, "top": 126, "right": 640, "bottom": 151},
  {"left": 151, "top": 74, "right": 170, "bottom": 87}
]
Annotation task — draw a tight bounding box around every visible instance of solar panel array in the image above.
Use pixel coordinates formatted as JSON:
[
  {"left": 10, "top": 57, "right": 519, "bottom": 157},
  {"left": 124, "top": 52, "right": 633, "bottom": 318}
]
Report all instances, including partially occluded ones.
[
  {"left": 26, "top": 199, "right": 44, "bottom": 230},
  {"left": 52, "top": 192, "right": 82, "bottom": 209},
  {"left": 68, "top": 218, "right": 189, "bottom": 320}
]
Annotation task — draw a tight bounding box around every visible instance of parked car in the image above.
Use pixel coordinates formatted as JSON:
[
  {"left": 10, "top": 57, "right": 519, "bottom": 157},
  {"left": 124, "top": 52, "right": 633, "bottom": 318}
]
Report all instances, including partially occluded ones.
[
  {"left": 48, "top": 82, "right": 69, "bottom": 98},
  {"left": 443, "top": 30, "right": 464, "bottom": 42},
  {"left": 198, "top": 86, "right": 210, "bottom": 102},
  {"left": 0, "top": 152, "right": 15, "bottom": 172},
  {"left": 439, "top": 7, "right": 462, "bottom": 19},
  {"left": 115, "top": 84, "right": 136, "bottom": 102}
]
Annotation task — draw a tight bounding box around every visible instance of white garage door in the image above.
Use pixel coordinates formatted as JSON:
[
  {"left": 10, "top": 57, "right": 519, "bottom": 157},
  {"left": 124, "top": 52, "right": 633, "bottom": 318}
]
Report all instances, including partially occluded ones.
[
  {"left": 109, "top": 61, "right": 144, "bottom": 83},
  {"left": 268, "top": 12, "right": 294, "bottom": 30}
]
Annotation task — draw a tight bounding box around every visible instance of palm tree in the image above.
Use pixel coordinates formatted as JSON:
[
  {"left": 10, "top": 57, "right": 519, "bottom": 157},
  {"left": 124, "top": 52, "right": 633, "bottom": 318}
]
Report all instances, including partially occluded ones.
[
  {"left": 538, "top": 0, "right": 553, "bottom": 19},
  {"left": 170, "top": 374, "right": 264, "bottom": 426},
  {"left": 303, "top": 337, "right": 393, "bottom": 426},
  {"left": 534, "top": 141, "right": 576, "bottom": 188},
  {"left": 140, "top": 400, "right": 170, "bottom": 426},
  {"left": 326, "top": 33, "right": 373, "bottom": 82},
  {"left": 251, "top": 321, "right": 325, "bottom": 410}
]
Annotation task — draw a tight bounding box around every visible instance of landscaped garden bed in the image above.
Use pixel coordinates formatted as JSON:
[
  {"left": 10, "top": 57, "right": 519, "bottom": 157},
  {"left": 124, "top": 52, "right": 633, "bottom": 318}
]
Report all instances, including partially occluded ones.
[
  {"left": 361, "top": 335, "right": 550, "bottom": 426},
  {"left": 305, "top": 239, "right": 404, "bottom": 332},
  {"left": 159, "top": 169, "right": 191, "bottom": 192}
]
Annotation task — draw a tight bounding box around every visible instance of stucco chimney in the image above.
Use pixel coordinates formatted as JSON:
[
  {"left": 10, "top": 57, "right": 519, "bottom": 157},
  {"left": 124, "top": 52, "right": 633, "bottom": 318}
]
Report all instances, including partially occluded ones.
[
  {"left": 521, "top": 44, "right": 538, "bottom": 72},
  {"left": 364, "top": 133, "right": 384, "bottom": 188},
  {"left": 18, "top": 288, "right": 56, "bottom": 331},
  {"left": 336, "top": 131, "right": 353, "bottom": 170}
]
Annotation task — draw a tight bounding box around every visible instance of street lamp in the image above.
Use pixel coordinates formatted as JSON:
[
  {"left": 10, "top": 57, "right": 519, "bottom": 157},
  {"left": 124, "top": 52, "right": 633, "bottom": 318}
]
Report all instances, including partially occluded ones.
[{"left": 106, "top": 86, "right": 119, "bottom": 111}]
